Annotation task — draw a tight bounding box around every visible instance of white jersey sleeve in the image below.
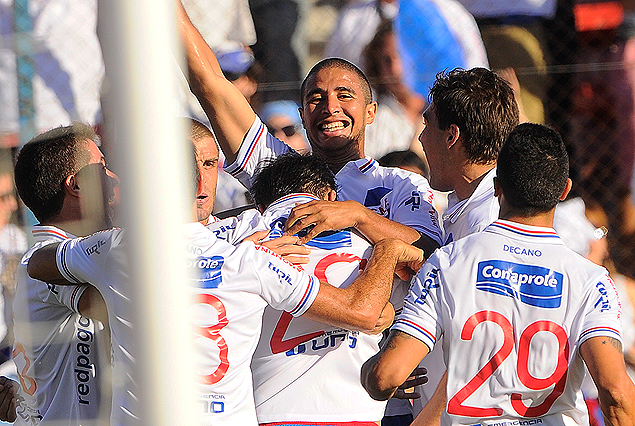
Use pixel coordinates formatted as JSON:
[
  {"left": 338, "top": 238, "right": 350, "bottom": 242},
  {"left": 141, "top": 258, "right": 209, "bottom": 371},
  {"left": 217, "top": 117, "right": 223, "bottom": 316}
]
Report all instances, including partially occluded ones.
[{"left": 223, "top": 117, "right": 292, "bottom": 189}]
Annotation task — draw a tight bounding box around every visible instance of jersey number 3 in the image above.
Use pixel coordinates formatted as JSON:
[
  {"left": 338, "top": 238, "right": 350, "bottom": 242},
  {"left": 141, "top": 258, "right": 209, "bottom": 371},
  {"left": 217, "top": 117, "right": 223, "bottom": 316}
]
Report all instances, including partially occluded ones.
[{"left": 448, "top": 310, "right": 569, "bottom": 418}]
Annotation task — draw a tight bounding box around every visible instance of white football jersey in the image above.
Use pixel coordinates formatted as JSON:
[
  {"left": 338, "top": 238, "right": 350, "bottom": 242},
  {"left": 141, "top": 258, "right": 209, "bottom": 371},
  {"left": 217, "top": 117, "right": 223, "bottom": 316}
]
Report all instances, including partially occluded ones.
[
  {"left": 12, "top": 226, "right": 110, "bottom": 426},
  {"left": 246, "top": 194, "right": 387, "bottom": 423},
  {"left": 442, "top": 168, "right": 499, "bottom": 244},
  {"left": 56, "top": 228, "right": 137, "bottom": 426},
  {"left": 224, "top": 117, "right": 443, "bottom": 246},
  {"left": 394, "top": 220, "right": 623, "bottom": 426},
  {"left": 55, "top": 224, "right": 320, "bottom": 426},
  {"left": 184, "top": 222, "right": 320, "bottom": 426}
]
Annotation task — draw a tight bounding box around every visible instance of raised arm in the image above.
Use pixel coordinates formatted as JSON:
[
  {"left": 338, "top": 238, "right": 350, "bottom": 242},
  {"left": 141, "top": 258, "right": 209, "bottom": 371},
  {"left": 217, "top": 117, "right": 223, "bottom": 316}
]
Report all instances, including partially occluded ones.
[
  {"left": 580, "top": 335, "right": 635, "bottom": 426},
  {"left": 176, "top": 1, "right": 255, "bottom": 164},
  {"left": 301, "top": 238, "right": 424, "bottom": 332}
]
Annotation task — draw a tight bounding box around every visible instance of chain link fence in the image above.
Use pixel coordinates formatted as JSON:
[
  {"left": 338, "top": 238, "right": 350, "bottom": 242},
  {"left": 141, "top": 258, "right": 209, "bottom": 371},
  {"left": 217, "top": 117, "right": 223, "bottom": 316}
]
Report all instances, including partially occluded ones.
[{"left": 1, "top": 0, "right": 634, "bottom": 278}]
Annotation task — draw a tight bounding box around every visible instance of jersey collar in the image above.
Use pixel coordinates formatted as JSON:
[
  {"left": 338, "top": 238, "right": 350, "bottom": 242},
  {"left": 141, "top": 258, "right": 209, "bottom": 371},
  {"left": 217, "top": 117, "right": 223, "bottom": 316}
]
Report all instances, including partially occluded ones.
[
  {"left": 31, "top": 225, "right": 76, "bottom": 242},
  {"left": 486, "top": 219, "right": 563, "bottom": 242},
  {"left": 444, "top": 168, "right": 496, "bottom": 224},
  {"left": 336, "top": 157, "right": 377, "bottom": 178}
]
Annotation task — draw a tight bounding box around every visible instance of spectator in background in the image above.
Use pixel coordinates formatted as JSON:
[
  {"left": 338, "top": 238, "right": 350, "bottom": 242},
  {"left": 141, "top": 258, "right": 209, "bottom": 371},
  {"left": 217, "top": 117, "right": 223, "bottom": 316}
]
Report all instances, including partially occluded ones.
[
  {"left": 0, "top": 152, "right": 26, "bottom": 363},
  {"left": 215, "top": 42, "right": 262, "bottom": 108},
  {"left": 378, "top": 149, "right": 429, "bottom": 180},
  {"left": 249, "top": 0, "right": 306, "bottom": 104},
  {"left": 363, "top": 20, "right": 426, "bottom": 160},
  {"left": 395, "top": 0, "right": 489, "bottom": 99},
  {"left": 259, "top": 100, "right": 310, "bottom": 153},
  {"left": 455, "top": 0, "right": 556, "bottom": 124},
  {"left": 324, "top": 0, "right": 399, "bottom": 69}
]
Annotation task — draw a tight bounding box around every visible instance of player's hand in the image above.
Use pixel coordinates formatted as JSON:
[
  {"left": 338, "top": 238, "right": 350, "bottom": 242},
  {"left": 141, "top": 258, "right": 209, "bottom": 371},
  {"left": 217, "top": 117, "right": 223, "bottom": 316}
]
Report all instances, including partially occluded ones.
[
  {"left": 284, "top": 200, "right": 366, "bottom": 244},
  {"left": 367, "top": 302, "right": 395, "bottom": 335},
  {"left": 243, "top": 231, "right": 310, "bottom": 265},
  {"left": 0, "top": 376, "right": 18, "bottom": 423},
  {"left": 391, "top": 367, "right": 428, "bottom": 400},
  {"left": 387, "top": 239, "right": 425, "bottom": 281}
]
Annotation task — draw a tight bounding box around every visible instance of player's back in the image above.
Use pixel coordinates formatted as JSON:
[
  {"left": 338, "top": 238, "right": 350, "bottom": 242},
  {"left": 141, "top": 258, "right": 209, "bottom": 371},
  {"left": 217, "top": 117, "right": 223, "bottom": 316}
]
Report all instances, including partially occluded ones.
[
  {"left": 400, "top": 219, "right": 622, "bottom": 426},
  {"left": 12, "top": 226, "right": 110, "bottom": 425},
  {"left": 249, "top": 194, "right": 386, "bottom": 423}
]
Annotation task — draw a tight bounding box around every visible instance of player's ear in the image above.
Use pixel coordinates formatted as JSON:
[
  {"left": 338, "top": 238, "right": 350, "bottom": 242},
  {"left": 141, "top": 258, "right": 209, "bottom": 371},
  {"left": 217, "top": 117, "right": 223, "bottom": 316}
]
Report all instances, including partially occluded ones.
[
  {"left": 447, "top": 124, "right": 460, "bottom": 149},
  {"left": 559, "top": 178, "right": 573, "bottom": 201},
  {"left": 493, "top": 176, "right": 502, "bottom": 198},
  {"left": 365, "top": 101, "right": 378, "bottom": 125},
  {"left": 327, "top": 189, "right": 337, "bottom": 201},
  {"left": 64, "top": 174, "right": 81, "bottom": 197}
]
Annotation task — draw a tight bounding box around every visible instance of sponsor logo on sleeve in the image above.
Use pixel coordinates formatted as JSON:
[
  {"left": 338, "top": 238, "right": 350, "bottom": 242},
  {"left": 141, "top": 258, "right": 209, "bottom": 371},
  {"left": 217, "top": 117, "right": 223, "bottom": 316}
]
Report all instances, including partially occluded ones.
[
  {"left": 364, "top": 187, "right": 391, "bottom": 217},
  {"left": 190, "top": 256, "right": 224, "bottom": 289},
  {"left": 476, "top": 260, "right": 563, "bottom": 308}
]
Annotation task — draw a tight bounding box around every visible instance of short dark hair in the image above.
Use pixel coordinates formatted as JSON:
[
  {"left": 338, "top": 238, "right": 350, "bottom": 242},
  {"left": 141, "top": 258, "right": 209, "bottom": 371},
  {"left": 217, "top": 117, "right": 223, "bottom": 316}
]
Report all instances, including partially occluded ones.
[
  {"left": 14, "top": 123, "right": 95, "bottom": 222},
  {"left": 430, "top": 68, "right": 519, "bottom": 165},
  {"left": 497, "top": 123, "right": 569, "bottom": 216},
  {"left": 378, "top": 150, "right": 430, "bottom": 180},
  {"left": 250, "top": 152, "right": 337, "bottom": 209},
  {"left": 301, "top": 58, "right": 373, "bottom": 105}
]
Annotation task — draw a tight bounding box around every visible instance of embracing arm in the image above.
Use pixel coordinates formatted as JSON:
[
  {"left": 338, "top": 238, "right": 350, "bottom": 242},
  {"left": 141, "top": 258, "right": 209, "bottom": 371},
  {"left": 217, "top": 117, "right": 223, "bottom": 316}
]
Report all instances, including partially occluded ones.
[
  {"left": 301, "top": 239, "right": 424, "bottom": 332},
  {"left": 285, "top": 200, "right": 440, "bottom": 256},
  {"left": 580, "top": 335, "right": 635, "bottom": 426},
  {"left": 28, "top": 243, "right": 109, "bottom": 325},
  {"left": 176, "top": 0, "right": 255, "bottom": 164}
]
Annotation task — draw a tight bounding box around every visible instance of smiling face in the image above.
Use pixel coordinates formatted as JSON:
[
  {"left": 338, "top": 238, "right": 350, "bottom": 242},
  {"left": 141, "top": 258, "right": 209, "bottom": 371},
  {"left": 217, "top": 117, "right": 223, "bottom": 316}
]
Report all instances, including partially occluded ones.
[
  {"left": 193, "top": 136, "right": 219, "bottom": 224},
  {"left": 299, "top": 66, "right": 376, "bottom": 166}
]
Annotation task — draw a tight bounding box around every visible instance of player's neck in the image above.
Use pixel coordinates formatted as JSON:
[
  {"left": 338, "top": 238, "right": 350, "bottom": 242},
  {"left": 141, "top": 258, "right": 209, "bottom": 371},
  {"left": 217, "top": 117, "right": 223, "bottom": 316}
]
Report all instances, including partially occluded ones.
[
  {"left": 498, "top": 209, "right": 556, "bottom": 229},
  {"left": 314, "top": 147, "right": 362, "bottom": 174},
  {"left": 453, "top": 163, "right": 495, "bottom": 200}
]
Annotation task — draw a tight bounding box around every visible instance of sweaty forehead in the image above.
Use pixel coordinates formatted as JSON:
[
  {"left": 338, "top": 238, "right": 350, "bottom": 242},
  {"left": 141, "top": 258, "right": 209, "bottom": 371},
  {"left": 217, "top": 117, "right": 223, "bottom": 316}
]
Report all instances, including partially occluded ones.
[{"left": 193, "top": 136, "right": 219, "bottom": 158}]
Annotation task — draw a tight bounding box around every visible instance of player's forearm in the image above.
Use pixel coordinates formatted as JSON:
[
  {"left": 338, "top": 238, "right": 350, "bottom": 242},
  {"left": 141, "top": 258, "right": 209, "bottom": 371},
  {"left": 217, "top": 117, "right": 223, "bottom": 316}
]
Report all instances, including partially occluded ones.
[
  {"left": 176, "top": 1, "right": 255, "bottom": 164},
  {"left": 597, "top": 384, "right": 635, "bottom": 426},
  {"left": 356, "top": 208, "right": 419, "bottom": 245},
  {"left": 304, "top": 239, "right": 401, "bottom": 331},
  {"left": 361, "top": 351, "right": 400, "bottom": 401}
]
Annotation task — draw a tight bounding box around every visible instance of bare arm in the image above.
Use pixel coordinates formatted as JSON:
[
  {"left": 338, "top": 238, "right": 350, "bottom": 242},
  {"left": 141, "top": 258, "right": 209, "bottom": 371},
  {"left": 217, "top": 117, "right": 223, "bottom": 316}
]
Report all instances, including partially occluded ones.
[
  {"left": 285, "top": 200, "right": 440, "bottom": 256},
  {"left": 176, "top": 0, "right": 255, "bottom": 164},
  {"left": 302, "top": 239, "right": 424, "bottom": 332},
  {"left": 580, "top": 335, "right": 635, "bottom": 426},
  {"left": 411, "top": 372, "right": 447, "bottom": 426},
  {"left": 28, "top": 243, "right": 109, "bottom": 325},
  {"left": 361, "top": 329, "right": 430, "bottom": 400}
]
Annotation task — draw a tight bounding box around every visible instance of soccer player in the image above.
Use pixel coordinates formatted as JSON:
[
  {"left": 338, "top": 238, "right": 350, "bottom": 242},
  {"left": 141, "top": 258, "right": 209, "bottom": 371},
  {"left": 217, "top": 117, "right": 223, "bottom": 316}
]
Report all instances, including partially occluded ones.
[
  {"left": 216, "top": 152, "right": 399, "bottom": 424},
  {"left": 11, "top": 123, "right": 118, "bottom": 425},
  {"left": 361, "top": 123, "right": 635, "bottom": 425},
  {"left": 186, "top": 117, "right": 220, "bottom": 225},
  {"left": 412, "top": 67, "right": 521, "bottom": 421},
  {"left": 27, "top": 146, "right": 425, "bottom": 426},
  {"left": 421, "top": 67, "right": 519, "bottom": 244},
  {"left": 177, "top": 0, "right": 443, "bottom": 257}
]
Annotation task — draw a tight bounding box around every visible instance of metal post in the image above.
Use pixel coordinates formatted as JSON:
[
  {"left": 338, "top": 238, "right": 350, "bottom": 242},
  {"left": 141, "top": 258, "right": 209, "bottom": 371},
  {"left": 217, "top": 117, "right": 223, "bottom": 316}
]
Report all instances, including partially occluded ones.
[{"left": 97, "top": 0, "right": 198, "bottom": 424}]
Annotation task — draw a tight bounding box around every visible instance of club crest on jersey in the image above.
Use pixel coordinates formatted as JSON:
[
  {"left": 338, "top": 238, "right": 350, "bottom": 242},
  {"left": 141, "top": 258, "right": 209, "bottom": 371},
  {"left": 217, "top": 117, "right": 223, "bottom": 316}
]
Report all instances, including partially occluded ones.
[
  {"left": 363, "top": 187, "right": 391, "bottom": 217},
  {"left": 190, "top": 256, "right": 224, "bottom": 289},
  {"left": 476, "top": 260, "right": 563, "bottom": 308}
]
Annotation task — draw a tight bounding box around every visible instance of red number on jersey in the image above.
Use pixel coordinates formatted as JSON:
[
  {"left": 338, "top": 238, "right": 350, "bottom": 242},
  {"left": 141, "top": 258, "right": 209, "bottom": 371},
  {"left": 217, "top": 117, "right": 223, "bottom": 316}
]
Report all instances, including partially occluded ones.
[
  {"left": 194, "top": 294, "right": 229, "bottom": 384},
  {"left": 448, "top": 311, "right": 569, "bottom": 418},
  {"left": 270, "top": 252, "right": 363, "bottom": 354},
  {"left": 13, "top": 342, "right": 37, "bottom": 396}
]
